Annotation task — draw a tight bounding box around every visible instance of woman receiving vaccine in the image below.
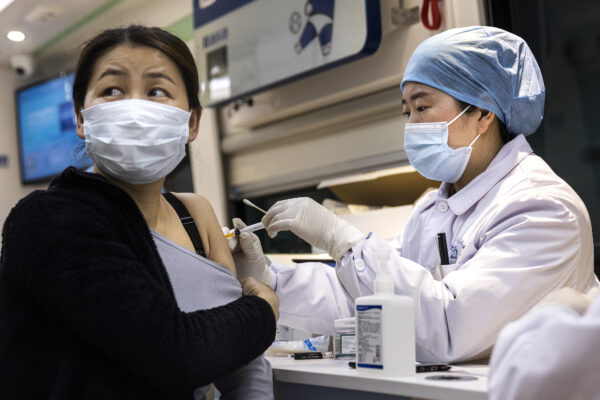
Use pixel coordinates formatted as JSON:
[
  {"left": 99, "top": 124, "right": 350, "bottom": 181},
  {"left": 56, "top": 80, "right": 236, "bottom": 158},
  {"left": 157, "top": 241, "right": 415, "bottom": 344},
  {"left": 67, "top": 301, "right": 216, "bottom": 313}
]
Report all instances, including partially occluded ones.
[
  {"left": 0, "top": 25, "right": 278, "bottom": 399},
  {"left": 230, "top": 26, "right": 598, "bottom": 363}
]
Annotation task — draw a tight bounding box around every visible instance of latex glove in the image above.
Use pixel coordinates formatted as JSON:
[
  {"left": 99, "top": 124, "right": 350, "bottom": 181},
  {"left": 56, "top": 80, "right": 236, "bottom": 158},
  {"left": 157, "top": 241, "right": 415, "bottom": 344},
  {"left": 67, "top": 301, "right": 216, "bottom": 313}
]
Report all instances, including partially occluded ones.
[
  {"left": 262, "top": 197, "right": 366, "bottom": 261},
  {"left": 222, "top": 226, "right": 239, "bottom": 252},
  {"left": 533, "top": 287, "right": 597, "bottom": 316},
  {"left": 586, "top": 286, "right": 599, "bottom": 302},
  {"left": 223, "top": 218, "right": 272, "bottom": 286}
]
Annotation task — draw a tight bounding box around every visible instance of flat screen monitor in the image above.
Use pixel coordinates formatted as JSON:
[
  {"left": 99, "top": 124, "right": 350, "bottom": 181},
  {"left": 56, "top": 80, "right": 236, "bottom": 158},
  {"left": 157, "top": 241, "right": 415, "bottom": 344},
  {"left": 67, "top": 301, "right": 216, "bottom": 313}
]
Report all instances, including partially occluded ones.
[{"left": 15, "top": 73, "right": 92, "bottom": 184}]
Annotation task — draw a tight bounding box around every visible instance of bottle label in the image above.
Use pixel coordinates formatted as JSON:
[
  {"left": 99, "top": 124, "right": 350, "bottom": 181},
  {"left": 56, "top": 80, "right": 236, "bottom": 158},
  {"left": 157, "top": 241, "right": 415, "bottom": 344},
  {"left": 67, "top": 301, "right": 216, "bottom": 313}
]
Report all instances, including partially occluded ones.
[
  {"left": 356, "top": 304, "right": 383, "bottom": 369},
  {"left": 341, "top": 334, "right": 356, "bottom": 355}
]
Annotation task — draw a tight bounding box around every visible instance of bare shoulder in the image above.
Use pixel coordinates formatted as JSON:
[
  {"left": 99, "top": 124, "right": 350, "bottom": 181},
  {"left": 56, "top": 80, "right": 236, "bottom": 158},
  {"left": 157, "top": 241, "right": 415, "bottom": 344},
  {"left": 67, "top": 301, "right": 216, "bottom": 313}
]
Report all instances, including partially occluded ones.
[
  {"left": 173, "top": 192, "right": 213, "bottom": 216},
  {"left": 172, "top": 193, "right": 236, "bottom": 276}
]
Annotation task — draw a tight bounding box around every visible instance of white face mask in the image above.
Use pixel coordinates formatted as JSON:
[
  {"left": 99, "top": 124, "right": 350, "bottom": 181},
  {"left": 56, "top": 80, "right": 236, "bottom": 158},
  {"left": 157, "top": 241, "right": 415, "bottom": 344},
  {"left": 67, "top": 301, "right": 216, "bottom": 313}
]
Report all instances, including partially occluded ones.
[
  {"left": 81, "top": 99, "right": 191, "bottom": 184},
  {"left": 404, "top": 106, "right": 481, "bottom": 183}
]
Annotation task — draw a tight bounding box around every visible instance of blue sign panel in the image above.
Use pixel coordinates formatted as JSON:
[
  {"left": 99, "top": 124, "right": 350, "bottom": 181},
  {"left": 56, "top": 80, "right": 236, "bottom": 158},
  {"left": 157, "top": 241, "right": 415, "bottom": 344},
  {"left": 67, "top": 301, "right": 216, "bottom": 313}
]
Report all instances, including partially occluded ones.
[{"left": 194, "top": 0, "right": 381, "bottom": 106}]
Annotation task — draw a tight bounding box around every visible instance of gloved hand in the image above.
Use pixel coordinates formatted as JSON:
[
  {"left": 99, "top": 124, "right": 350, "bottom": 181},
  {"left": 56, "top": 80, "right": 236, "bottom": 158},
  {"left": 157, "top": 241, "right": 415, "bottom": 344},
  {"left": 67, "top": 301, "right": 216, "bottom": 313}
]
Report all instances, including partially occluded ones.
[
  {"left": 223, "top": 218, "right": 272, "bottom": 286},
  {"left": 533, "top": 287, "right": 598, "bottom": 316},
  {"left": 262, "top": 197, "right": 366, "bottom": 261},
  {"left": 586, "top": 286, "right": 599, "bottom": 302}
]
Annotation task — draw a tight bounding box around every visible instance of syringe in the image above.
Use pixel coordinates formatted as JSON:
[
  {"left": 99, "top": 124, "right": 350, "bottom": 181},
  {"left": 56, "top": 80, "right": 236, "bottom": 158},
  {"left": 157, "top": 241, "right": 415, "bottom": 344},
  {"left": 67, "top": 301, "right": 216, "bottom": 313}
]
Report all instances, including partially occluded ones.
[
  {"left": 224, "top": 199, "right": 267, "bottom": 238},
  {"left": 224, "top": 222, "right": 265, "bottom": 238}
]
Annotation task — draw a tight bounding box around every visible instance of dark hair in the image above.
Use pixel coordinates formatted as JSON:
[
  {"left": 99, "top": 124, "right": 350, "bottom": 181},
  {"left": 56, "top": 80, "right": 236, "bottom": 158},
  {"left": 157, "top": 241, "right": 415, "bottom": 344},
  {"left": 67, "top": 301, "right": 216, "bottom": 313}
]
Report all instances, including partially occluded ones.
[
  {"left": 72, "top": 25, "right": 200, "bottom": 112},
  {"left": 457, "top": 100, "right": 512, "bottom": 144}
]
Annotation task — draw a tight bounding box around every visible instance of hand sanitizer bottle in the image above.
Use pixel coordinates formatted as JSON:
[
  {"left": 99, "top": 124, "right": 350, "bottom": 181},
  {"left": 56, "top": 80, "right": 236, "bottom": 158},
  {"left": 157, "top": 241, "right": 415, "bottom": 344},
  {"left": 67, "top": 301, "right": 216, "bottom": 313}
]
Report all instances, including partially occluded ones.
[{"left": 355, "top": 266, "right": 415, "bottom": 376}]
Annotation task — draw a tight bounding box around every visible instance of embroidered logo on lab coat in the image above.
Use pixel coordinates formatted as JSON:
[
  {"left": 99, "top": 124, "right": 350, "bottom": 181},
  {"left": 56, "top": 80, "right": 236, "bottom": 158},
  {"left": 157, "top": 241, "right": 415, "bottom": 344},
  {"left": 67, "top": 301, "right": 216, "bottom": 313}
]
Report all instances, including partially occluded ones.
[{"left": 450, "top": 240, "right": 466, "bottom": 262}]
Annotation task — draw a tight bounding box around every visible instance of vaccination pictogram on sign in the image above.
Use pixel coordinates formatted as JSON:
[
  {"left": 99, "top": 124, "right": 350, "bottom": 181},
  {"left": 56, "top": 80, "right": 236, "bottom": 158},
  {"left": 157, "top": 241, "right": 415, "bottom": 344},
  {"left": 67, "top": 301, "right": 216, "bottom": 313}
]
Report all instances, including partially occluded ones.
[{"left": 290, "top": 0, "right": 335, "bottom": 56}]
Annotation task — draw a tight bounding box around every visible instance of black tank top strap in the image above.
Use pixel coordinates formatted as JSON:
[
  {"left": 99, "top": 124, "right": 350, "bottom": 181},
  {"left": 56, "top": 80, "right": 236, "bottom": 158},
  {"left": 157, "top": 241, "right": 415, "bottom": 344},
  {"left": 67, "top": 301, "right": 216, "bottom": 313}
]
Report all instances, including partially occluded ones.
[{"left": 162, "top": 192, "right": 206, "bottom": 257}]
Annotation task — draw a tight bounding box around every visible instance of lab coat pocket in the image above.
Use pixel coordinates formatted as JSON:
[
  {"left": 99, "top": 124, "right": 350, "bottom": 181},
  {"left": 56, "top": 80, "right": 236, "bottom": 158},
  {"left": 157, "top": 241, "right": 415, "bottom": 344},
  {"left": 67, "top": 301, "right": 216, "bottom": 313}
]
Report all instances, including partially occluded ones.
[
  {"left": 440, "top": 263, "right": 460, "bottom": 279},
  {"left": 430, "top": 261, "right": 443, "bottom": 281}
]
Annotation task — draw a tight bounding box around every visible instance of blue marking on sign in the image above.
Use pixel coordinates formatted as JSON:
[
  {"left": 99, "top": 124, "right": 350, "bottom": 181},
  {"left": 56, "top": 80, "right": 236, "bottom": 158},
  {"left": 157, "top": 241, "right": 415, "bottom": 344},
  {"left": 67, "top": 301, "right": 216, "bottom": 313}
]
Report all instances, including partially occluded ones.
[
  {"left": 194, "top": 0, "right": 255, "bottom": 28},
  {"left": 202, "top": 27, "right": 228, "bottom": 48}
]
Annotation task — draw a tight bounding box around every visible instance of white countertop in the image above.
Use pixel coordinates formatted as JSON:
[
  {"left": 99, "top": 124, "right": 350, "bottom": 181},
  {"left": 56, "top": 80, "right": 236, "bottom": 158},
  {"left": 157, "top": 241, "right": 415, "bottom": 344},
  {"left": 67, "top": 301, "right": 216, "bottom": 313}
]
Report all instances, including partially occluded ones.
[{"left": 268, "top": 357, "right": 488, "bottom": 400}]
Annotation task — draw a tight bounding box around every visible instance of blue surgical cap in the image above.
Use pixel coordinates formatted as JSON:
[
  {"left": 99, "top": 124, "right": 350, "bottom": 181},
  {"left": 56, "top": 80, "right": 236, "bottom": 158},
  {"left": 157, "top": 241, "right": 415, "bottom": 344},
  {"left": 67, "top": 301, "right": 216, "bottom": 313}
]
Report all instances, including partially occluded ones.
[{"left": 401, "top": 26, "right": 545, "bottom": 136}]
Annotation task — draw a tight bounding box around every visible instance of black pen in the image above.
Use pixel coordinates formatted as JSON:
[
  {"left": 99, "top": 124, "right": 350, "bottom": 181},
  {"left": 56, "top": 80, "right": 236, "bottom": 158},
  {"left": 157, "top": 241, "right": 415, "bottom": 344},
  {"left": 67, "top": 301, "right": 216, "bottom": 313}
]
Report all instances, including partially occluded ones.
[
  {"left": 416, "top": 364, "right": 451, "bottom": 373},
  {"left": 294, "top": 352, "right": 323, "bottom": 360},
  {"left": 436, "top": 233, "right": 450, "bottom": 265}
]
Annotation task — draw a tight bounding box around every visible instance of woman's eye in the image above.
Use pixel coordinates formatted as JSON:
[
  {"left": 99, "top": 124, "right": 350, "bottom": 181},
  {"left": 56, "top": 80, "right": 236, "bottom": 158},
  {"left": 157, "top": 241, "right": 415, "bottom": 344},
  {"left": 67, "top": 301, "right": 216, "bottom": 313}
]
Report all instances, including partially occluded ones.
[
  {"left": 102, "top": 87, "right": 123, "bottom": 97},
  {"left": 149, "top": 88, "right": 168, "bottom": 97},
  {"left": 402, "top": 111, "right": 410, "bottom": 118},
  {"left": 416, "top": 106, "right": 428, "bottom": 112}
]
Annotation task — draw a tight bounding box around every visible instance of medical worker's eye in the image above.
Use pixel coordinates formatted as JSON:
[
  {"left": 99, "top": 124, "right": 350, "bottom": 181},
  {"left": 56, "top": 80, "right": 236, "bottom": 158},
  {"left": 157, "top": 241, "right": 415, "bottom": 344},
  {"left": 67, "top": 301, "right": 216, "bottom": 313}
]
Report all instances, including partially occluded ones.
[
  {"left": 416, "top": 106, "right": 428, "bottom": 113},
  {"left": 149, "top": 88, "right": 170, "bottom": 98},
  {"left": 402, "top": 111, "right": 411, "bottom": 118},
  {"left": 102, "top": 87, "right": 123, "bottom": 97}
]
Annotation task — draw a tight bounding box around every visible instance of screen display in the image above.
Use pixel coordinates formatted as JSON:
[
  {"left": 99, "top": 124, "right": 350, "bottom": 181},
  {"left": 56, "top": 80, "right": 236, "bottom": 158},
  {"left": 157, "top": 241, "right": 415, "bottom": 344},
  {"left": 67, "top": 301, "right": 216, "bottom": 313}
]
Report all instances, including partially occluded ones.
[{"left": 16, "top": 73, "right": 92, "bottom": 184}]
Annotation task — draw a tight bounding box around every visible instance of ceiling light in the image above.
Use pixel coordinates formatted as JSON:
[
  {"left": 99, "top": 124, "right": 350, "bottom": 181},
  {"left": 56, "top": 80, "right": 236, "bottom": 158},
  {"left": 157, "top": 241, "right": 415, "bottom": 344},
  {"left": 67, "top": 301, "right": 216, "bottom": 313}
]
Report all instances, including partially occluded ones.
[
  {"left": 7, "top": 30, "right": 25, "bottom": 42},
  {"left": 0, "top": 0, "right": 15, "bottom": 13}
]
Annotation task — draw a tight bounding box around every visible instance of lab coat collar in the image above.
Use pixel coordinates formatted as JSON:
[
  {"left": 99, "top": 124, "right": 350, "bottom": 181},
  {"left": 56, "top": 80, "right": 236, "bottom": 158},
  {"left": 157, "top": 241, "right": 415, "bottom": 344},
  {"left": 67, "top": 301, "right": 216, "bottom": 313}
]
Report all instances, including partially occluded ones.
[{"left": 444, "top": 134, "right": 533, "bottom": 215}]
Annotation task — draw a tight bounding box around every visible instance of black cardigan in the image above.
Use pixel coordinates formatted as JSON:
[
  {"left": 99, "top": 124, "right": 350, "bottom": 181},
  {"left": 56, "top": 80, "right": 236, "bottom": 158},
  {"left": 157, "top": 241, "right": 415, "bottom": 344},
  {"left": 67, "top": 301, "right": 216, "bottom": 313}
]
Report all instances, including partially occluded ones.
[{"left": 0, "top": 167, "right": 276, "bottom": 399}]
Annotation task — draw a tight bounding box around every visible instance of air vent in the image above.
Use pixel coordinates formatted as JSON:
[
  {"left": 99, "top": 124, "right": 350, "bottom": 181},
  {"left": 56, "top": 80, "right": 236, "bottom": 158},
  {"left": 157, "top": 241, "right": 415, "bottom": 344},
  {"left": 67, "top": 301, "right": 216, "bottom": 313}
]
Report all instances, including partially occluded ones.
[{"left": 24, "top": 4, "right": 65, "bottom": 24}]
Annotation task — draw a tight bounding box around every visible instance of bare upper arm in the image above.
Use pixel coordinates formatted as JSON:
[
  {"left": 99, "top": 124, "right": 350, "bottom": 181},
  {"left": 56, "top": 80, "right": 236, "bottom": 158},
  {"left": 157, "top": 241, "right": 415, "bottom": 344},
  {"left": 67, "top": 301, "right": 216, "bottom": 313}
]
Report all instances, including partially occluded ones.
[{"left": 173, "top": 193, "right": 236, "bottom": 277}]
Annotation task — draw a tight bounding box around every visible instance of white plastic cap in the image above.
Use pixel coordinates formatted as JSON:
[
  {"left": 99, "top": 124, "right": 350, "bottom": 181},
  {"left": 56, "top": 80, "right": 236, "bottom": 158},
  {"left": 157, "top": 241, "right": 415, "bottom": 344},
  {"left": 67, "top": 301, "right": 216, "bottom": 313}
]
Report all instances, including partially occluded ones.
[
  {"left": 374, "top": 270, "right": 394, "bottom": 293},
  {"left": 334, "top": 317, "right": 356, "bottom": 328}
]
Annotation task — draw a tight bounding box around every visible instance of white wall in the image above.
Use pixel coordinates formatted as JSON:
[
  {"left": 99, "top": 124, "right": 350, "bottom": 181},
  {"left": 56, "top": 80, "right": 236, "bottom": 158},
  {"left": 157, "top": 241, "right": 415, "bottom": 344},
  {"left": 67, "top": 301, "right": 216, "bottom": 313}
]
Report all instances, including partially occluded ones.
[
  {"left": 0, "top": 66, "right": 46, "bottom": 227},
  {"left": 189, "top": 109, "right": 228, "bottom": 225}
]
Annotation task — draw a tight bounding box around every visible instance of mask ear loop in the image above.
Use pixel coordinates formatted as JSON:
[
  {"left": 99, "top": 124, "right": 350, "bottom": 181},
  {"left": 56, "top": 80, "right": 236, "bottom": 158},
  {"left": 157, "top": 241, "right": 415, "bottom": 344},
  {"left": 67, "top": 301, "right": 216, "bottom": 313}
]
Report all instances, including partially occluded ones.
[
  {"left": 466, "top": 107, "right": 491, "bottom": 148},
  {"left": 467, "top": 131, "right": 483, "bottom": 148},
  {"left": 447, "top": 105, "right": 482, "bottom": 148},
  {"left": 447, "top": 105, "right": 472, "bottom": 126}
]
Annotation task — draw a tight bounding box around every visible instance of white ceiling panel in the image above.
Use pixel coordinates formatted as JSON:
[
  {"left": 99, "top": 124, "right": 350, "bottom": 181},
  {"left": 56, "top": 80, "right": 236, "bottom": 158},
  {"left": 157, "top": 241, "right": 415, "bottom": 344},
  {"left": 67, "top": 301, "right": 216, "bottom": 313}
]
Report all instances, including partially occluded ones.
[
  {"left": 0, "top": 0, "right": 192, "bottom": 67},
  {"left": 0, "top": 0, "right": 109, "bottom": 63}
]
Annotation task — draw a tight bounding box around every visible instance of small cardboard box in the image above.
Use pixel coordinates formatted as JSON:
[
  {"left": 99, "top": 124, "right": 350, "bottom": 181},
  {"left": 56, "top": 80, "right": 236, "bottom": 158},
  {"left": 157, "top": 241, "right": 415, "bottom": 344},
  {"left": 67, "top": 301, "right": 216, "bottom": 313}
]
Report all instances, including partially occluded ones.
[
  {"left": 318, "top": 166, "right": 438, "bottom": 207},
  {"left": 318, "top": 166, "right": 438, "bottom": 240}
]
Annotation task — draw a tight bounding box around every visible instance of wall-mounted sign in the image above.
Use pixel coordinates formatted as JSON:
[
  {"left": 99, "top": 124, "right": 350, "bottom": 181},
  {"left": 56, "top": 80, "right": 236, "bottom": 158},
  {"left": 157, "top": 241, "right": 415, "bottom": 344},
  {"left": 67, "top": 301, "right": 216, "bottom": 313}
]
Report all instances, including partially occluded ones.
[{"left": 194, "top": 0, "right": 381, "bottom": 106}]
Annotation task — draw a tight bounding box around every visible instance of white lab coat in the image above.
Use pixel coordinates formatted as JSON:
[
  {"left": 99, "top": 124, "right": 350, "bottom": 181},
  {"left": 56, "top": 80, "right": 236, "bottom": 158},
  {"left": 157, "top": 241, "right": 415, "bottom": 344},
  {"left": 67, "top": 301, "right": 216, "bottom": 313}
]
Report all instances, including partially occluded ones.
[
  {"left": 269, "top": 134, "right": 597, "bottom": 363},
  {"left": 489, "top": 296, "right": 600, "bottom": 400}
]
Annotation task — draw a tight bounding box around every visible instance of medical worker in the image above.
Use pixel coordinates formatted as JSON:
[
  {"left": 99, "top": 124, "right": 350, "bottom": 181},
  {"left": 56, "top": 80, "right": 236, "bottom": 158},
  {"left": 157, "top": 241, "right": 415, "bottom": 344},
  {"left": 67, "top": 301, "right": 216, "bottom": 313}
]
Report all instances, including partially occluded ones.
[
  {"left": 228, "top": 26, "right": 598, "bottom": 363},
  {"left": 489, "top": 287, "right": 599, "bottom": 399}
]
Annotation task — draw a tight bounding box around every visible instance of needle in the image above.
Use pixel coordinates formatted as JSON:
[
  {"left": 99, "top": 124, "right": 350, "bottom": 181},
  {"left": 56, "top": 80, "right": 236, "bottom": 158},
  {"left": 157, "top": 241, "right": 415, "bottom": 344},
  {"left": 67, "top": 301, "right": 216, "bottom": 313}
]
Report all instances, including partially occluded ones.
[
  {"left": 224, "top": 222, "right": 264, "bottom": 238},
  {"left": 223, "top": 199, "right": 268, "bottom": 238}
]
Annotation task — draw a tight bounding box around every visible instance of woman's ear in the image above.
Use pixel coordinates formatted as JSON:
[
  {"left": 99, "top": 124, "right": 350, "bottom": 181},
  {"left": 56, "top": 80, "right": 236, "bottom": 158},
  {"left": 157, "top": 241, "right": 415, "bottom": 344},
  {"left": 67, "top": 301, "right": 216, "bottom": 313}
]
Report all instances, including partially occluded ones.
[
  {"left": 76, "top": 110, "right": 85, "bottom": 139},
  {"left": 188, "top": 107, "right": 202, "bottom": 142},
  {"left": 477, "top": 108, "right": 495, "bottom": 134}
]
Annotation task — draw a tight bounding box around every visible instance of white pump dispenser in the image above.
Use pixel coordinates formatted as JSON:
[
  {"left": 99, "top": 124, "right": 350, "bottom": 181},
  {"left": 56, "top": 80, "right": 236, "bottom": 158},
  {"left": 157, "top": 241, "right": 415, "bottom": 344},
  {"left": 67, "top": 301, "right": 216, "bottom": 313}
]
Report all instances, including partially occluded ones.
[{"left": 355, "top": 265, "right": 415, "bottom": 376}]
